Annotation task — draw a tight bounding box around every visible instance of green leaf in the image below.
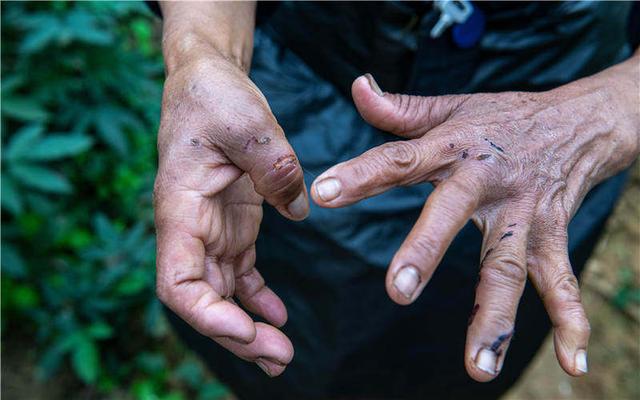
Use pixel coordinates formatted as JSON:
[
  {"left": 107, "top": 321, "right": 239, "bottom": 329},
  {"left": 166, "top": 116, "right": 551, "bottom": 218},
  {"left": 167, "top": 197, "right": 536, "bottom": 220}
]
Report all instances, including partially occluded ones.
[
  {"left": 11, "top": 284, "right": 40, "bottom": 309},
  {"left": 11, "top": 164, "right": 72, "bottom": 193},
  {"left": 1, "top": 176, "right": 23, "bottom": 214},
  {"left": 1, "top": 97, "right": 49, "bottom": 121},
  {"left": 72, "top": 335, "right": 100, "bottom": 384},
  {"left": 1, "top": 243, "right": 26, "bottom": 278},
  {"left": 26, "top": 134, "right": 94, "bottom": 160},
  {"left": 94, "top": 107, "right": 131, "bottom": 155},
  {"left": 5, "top": 124, "right": 44, "bottom": 160},
  {"left": 87, "top": 322, "right": 113, "bottom": 339},
  {"left": 115, "top": 268, "right": 148, "bottom": 295}
]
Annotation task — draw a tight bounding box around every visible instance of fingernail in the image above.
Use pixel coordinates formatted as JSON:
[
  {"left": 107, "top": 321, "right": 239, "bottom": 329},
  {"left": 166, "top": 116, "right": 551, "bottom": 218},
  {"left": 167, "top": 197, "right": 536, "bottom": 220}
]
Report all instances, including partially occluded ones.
[
  {"left": 575, "top": 349, "right": 588, "bottom": 374},
  {"left": 287, "top": 191, "right": 309, "bottom": 219},
  {"left": 476, "top": 348, "right": 497, "bottom": 375},
  {"left": 393, "top": 265, "right": 421, "bottom": 299},
  {"left": 256, "top": 358, "right": 273, "bottom": 377},
  {"left": 364, "top": 73, "right": 384, "bottom": 96},
  {"left": 315, "top": 178, "right": 341, "bottom": 202}
]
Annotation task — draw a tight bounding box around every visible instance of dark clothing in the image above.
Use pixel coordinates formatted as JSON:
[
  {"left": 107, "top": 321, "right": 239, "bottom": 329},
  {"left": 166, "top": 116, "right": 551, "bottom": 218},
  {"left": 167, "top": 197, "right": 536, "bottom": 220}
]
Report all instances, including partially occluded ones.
[{"left": 165, "top": 2, "right": 633, "bottom": 399}]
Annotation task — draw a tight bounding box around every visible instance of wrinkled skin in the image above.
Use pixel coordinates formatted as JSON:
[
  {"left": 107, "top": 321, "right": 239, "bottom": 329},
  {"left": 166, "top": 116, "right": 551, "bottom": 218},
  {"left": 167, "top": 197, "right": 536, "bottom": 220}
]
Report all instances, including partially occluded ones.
[
  {"left": 311, "top": 65, "right": 639, "bottom": 381},
  {"left": 154, "top": 55, "right": 309, "bottom": 377}
]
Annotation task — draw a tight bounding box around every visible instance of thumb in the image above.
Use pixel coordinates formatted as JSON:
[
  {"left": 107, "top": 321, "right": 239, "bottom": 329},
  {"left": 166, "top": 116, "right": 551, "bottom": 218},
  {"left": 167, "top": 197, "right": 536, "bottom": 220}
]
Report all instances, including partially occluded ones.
[
  {"left": 222, "top": 116, "right": 309, "bottom": 221},
  {"left": 351, "top": 74, "right": 469, "bottom": 138}
]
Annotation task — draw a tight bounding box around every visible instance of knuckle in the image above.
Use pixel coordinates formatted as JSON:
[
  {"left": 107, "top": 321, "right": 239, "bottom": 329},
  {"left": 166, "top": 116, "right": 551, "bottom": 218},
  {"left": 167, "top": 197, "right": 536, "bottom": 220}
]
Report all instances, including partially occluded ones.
[
  {"left": 483, "top": 256, "right": 527, "bottom": 288},
  {"left": 407, "top": 234, "right": 439, "bottom": 266},
  {"left": 381, "top": 142, "right": 418, "bottom": 173},
  {"left": 549, "top": 270, "right": 581, "bottom": 303}
]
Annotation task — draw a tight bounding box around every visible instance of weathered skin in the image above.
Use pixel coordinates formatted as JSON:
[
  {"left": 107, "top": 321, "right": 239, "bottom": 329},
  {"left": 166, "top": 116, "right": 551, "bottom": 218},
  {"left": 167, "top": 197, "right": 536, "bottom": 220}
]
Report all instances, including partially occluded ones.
[
  {"left": 154, "top": 0, "right": 640, "bottom": 382},
  {"left": 154, "top": 2, "right": 306, "bottom": 377},
  {"left": 311, "top": 53, "right": 640, "bottom": 381}
]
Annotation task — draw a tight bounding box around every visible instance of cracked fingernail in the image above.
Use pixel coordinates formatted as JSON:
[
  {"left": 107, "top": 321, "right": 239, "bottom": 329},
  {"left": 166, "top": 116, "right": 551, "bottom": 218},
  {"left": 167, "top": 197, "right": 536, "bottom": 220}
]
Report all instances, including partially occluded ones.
[
  {"left": 393, "top": 265, "right": 421, "bottom": 299},
  {"left": 287, "top": 191, "right": 309, "bottom": 219},
  {"left": 476, "top": 348, "right": 497, "bottom": 375},
  {"left": 575, "top": 349, "right": 588, "bottom": 374},
  {"left": 364, "top": 73, "right": 384, "bottom": 96},
  {"left": 315, "top": 178, "right": 341, "bottom": 202},
  {"left": 256, "top": 358, "right": 273, "bottom": 377}
]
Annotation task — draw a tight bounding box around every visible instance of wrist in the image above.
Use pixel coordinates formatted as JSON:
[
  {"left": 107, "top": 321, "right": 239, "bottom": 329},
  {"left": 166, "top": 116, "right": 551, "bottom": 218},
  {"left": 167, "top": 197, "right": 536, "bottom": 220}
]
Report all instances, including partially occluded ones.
[
  {"left": 162, "top": 28, "right": 252, "bottom": 76},
  {"left": 160, "top": 2, "right": 256, "bottom": 75}
]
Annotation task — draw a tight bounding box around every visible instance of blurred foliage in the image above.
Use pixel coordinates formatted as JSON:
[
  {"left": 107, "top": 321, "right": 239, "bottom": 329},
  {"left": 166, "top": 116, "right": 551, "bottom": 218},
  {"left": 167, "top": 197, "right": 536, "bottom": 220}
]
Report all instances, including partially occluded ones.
[{"left": 1, "top": 2, "right": 230, "bottom": 399}]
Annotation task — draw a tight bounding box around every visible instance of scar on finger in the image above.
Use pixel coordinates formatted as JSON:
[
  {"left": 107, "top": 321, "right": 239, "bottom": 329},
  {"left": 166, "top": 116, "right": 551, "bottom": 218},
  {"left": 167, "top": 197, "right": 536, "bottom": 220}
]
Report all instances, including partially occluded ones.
[
  {"left": 499, "top": 231, "right": 514, "bottom": 241},
  {"left": 273, "top": 154, "right": 296, "bottom": 170},
  {"left": 468, "top": 304, "right": 480, "bottom": 325},
  {"left": 476, "top": 153, "right": 491, "bottom": 161},
  {"left": 507, "top": 223, "right": 517, "bottom": 228}
]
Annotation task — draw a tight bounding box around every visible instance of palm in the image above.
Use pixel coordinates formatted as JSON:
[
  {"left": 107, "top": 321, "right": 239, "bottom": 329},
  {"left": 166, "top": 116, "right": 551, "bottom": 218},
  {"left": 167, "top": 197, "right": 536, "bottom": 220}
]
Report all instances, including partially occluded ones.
[{"left": 186, "top": 172, "right": 263, "bottom": 299}]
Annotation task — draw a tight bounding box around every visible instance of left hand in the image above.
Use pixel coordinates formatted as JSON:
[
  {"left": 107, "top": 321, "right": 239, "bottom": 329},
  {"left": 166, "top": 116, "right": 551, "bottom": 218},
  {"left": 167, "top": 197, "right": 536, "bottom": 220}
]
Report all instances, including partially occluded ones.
[{"left": 310, "top": 58, "right": 639, "bottom": 382}]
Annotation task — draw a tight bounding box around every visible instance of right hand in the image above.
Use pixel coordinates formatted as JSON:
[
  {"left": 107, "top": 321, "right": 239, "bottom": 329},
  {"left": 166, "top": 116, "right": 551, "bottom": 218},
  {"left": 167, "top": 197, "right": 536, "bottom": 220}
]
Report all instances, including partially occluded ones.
[{"left": 154, "top": 54, "right": 308, "bottom": 377}]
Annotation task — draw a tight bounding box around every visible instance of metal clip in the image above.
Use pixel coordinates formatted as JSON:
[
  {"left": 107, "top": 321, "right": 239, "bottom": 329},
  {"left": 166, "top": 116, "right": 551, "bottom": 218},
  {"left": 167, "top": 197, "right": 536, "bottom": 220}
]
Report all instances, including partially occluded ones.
[{"left": 430, "top": 0, "right": 473, "bottom": 38}]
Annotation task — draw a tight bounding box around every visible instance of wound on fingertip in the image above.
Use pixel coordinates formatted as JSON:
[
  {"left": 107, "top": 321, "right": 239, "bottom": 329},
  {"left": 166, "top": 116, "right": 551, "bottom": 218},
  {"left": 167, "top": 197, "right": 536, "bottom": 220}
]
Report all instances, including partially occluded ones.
[{"left": 273, "top": 155, "right": 297, "bottom": 170}]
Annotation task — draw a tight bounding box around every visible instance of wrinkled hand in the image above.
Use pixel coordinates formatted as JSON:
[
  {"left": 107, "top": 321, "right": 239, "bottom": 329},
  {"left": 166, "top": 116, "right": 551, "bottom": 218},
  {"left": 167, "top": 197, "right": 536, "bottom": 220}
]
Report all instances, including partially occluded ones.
[
  {"left": 311, "top": 72, "right": 639, "bottom": 381},
  {"left": 154, "top": 55, "right": 308, "bottom": 377}
]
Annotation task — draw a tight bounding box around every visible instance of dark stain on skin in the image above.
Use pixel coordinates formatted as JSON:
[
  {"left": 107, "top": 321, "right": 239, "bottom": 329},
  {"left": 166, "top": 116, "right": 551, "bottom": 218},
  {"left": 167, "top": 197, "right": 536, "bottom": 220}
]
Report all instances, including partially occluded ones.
[
  {"left": 499, "top": 231, "right": 514, "bottom": 241},
  {"left": 507, "top": 223, "right": 517, "bottom": 228},
  {"left": 273, "top": 155, "right": 296, "bottom": 170},
  {"left": 190, "top": 138, "right": 201, "bottom": 147},
  {"left": 483, "top": 138, "right": 505, "bottom": 153},
  {"left": 468, "top": 304, "right": 480, "bottom": 326},
  {"left": 490, "top": 330, "right": 514, "bottom": 356},
  {"left": 449, "top": 143, "right": 455, "bottom": 149},
  {"left": 462, "top": 150, "right": 469, "bottom": 159},
  {"left": 476, "top": 153, "right": 491, "bottom": 161},
  {"left": 244, "top": 136, "right": 272, "bottom": 150}
]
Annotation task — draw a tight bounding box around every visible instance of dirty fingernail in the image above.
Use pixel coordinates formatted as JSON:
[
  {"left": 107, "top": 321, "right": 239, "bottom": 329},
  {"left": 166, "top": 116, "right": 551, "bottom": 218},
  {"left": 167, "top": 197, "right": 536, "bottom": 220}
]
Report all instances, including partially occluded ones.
[
  {"left": 315, "top": 178, "right": 341, "bottom": 202},
  {"left": 575, "top": 349, "right": 588, "bottom": 374},
  {"left": 476, "top": 348, "right": 497, "bottom": 375},
  {"left": 364, "top": 73, "right": 384, "bottom": 96},
  {"left": 256, "top": 358, "right": 273, "bottom": 377},
  {"left": 393, "top": 265, "right": 421, "bottom": 299},
  {"left": 287, "top": 191, "right": 309, "bottom": 219}
]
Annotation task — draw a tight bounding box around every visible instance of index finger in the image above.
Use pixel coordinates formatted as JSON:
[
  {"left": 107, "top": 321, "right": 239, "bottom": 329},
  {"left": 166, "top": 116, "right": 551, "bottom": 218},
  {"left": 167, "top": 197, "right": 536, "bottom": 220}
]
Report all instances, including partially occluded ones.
[{"left": 311, "top": 134, "right": 459, "bottom": 208}]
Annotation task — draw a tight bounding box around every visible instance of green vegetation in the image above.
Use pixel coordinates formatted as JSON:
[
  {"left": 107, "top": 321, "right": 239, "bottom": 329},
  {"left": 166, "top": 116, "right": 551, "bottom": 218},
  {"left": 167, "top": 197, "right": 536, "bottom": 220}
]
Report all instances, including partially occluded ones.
[{"left": 1, "top": 2, "right": 230, "bottom": 399}]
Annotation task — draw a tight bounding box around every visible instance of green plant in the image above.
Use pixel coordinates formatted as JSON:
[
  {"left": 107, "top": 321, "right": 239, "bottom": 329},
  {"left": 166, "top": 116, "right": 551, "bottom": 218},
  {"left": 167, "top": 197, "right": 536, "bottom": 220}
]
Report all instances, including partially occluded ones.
[{"left": 1, "top": 2, "right": 230, "bottom": 398}]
